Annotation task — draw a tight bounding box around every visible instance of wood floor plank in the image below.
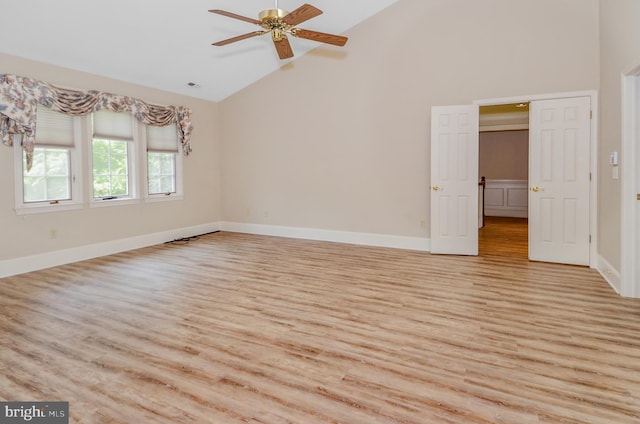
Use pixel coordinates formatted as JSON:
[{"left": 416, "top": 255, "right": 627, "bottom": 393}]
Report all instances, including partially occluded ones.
[{"left": 1, "top": 219, "right": 639, "bottom": 423}]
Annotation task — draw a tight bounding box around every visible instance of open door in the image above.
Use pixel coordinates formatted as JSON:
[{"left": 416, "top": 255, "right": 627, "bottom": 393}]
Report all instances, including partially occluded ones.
[
  {"left": 529, "top": 97, "right": 591, "bottom": 266},
  {"left": 430, "top": 105, "right": 479, "bottom": 255}
]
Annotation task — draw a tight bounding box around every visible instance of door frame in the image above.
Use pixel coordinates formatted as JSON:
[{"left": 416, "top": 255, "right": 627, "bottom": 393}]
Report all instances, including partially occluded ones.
[
  {"left": 474, "top": 90, "right": 599, "bottom": 269},
  {"left": 621, "top": 66, "right": 640, "bottom": 297}
]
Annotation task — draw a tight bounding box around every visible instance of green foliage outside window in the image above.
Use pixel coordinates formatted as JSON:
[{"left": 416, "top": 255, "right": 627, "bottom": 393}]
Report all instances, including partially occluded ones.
[{"left": 92, "top": 139, "right": 129, "bottom": 198}]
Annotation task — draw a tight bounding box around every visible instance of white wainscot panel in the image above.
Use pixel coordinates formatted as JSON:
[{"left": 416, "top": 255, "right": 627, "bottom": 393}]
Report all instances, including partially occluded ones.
[{"left": 483, "top": 179, "right": 528, "bottom": 218}]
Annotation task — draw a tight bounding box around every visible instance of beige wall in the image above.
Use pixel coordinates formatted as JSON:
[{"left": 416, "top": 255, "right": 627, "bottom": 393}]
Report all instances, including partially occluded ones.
[
  {"left": 598, "top": 0, "right": 640, "bottom": 271},
  {"left": 220, "top": 0, "right": 599, "bottom": 237},
  {"left": 0, "top": 53, "right": 221, "bottom": 260},
  {"left": 479, "top": 131, "right": 528, "bottom": 181}
]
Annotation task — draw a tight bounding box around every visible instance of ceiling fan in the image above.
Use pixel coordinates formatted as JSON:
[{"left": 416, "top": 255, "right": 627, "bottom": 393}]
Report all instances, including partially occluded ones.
[{"left": 209, "top": 2, "right": 348, "bottom": 60}]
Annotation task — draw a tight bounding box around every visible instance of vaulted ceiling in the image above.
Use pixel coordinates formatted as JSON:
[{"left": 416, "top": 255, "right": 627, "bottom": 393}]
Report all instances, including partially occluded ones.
[{"left": 0, "top": 0, "right": 398, "bottom": 102}]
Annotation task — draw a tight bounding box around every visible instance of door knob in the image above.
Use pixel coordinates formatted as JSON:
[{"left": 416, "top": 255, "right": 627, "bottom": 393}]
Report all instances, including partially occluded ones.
[
  {"left": 531, "top": 186, "right": 543, "bottom": 192},
  {"left": 432, "top": 185, "right": 440, "bottom": 191}
]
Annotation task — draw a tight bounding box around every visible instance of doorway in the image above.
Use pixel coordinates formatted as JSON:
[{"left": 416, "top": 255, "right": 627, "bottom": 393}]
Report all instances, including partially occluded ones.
[
  {"left": 429, "top": 91, "right": 598, "bottom": 266},
  {"left": 478, "top": 103, "right": 529, "bottom": 259},
  {"left": 475, "top": 92, "right": 598, "bottom": 268}
]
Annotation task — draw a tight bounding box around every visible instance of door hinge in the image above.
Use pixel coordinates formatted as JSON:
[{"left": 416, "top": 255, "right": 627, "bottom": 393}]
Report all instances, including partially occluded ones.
[
  {"left": 589, "top": 235, "right": 592, "bottom": 243},
  {"left": 589, "top": 172, "right": 592, "bottom": 181},
  {"left": 590, "top": 110, "right": 593, "bottom": 119}
]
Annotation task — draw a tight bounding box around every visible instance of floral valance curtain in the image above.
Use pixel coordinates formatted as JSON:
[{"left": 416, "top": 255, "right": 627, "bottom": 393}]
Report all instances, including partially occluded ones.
[{"left": 0, "top": 73, "right": 193, "bottom": 170}]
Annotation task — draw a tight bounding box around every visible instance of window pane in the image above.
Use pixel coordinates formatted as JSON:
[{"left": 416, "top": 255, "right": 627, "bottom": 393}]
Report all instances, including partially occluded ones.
[
  {"left": 26, "top": 150, "right": 46, "bottom": 176},
  {"left": 45, "top": 151, "right": 70, "bottom": 176},
  {"left": 110, "top": 176, "right": 128, "bottom": 196},
  {"left": 92, "top": 139, "right": 130, "bottom": 198},
  {"left": 93, "top": 139, "right": 109, "bottom": 154},
  {"left": 160, "top": 176, "right": 175, "bottom": 193},
  {"left": 160, "top": 155, "right": 175, "bottom": 174},
  {"left": 93, "top": 176, "right": 111, "bottom": 197},
  {"left": 148, "top": 178, "right": 161, "bottom": 194},
  {"left": 92, "top": 154, "right": 110, "bottom": 176},
  {"left": 47, "top": 177, "right": 70, "bottom": 199},
  {"left": 147, "top": 152, "right": 176, "bottom": 195},
  {"left": 148, "top": 154, "right": 161, "bottom": 175},
  {"left": 23, "top": 176, "right": 46, "bottom": 202},
  {"left": 110, "top": 154, "right": 128, "bottom": 175},
  {"left": 110, "top": 141, "right": 127, "bottom": 155},
  {"left": 23, "top": 147, "right": 71, "bottom": 203}
]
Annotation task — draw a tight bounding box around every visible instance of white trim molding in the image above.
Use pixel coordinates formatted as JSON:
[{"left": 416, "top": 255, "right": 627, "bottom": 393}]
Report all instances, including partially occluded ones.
[
  {"left": 621, "top": 66, "right": 640, "bottom": 298},
  {"left": 219, "top": 222, "right": 431, "bottom": 252},
  {"left": 598, "top": 254, "right": 622, "bottom": 294},
  {"left": 0, "top": 222, "right": 431, "bottom": 279},
  {"left": 0, "top": 222, "right": 220, "bottom": 278}
]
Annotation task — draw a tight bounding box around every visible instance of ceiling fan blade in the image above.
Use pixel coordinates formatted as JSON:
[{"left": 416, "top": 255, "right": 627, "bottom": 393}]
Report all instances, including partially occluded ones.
[
  {"left": 212, "top": 31, "right": 266, "bottom": 46},
  {"left": 293, "top": 29, "right": 348, "bottom": 47},
  {"left": 282, "top": 3, "right": 323, "bottom": 26},
  {"left": 208, "top": 9, "right": 261, "bottom": 25},
  {"left": 273, "top": 35, "right": 294, "bottom": 60}
]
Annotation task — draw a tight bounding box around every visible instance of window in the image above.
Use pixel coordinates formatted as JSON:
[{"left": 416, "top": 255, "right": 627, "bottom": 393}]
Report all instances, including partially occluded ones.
[
  {"left": 12, "top": 106, "right": 185, "bottom": 214},
  {"left": 14, "top": 107, "right": 82, "bottom": 214},
  {"left": 144, "top": 123, "right": 182, "bottom": 201},
  {"left": 23, "top": 147, "right": 71, "bottom": 202},
  {"left": 92, "top": 139, "right": 129, "bottom": 197},
  {"left": 91, "top": 110, "right": 137, "bottom": 204},
  {"left": 148, "top": 151, "right": 175, "bottom": 194}
]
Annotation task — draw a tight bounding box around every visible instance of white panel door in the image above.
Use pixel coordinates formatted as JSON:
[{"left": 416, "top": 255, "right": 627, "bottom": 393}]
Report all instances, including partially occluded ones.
[
  {"left": 529, "top": 97, "right": 591, "bottom": 265},
  {"left": 430, "top": 105, "right": 479, "bottom": 255}
]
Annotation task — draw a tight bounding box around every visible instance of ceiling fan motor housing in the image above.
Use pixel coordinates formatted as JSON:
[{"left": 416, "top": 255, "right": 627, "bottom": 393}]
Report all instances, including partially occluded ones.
[
  {"left": 259, "top": 9, "right": 291, "bottom": 42},
  {"left": 259, "top": 8, "right": 289, "bottom": 24}
]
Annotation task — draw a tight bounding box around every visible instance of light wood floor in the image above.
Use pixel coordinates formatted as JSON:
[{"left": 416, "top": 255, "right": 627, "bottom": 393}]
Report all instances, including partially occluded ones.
[
  {"left": 479, "top": 216, "right": 528, "bottom": 259},
  {"left": 2, "top": 225, "right": 640, "bottom": 423}
]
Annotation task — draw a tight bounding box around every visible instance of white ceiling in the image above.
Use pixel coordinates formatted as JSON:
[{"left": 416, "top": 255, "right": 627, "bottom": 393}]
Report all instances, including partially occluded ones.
[{"left": 0, "top": 0, "right": 398, "bottom": 102}]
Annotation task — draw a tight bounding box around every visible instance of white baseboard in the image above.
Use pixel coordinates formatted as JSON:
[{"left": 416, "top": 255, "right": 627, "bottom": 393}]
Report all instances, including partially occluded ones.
[
  {"left": 219, "top": 222, "right": 430, "bottom": 252},
  {"left": 1, "top": 222, "right": 429, "bottom": 279},
  {"left": 0, "top": 223, "right": 220, "bottom": 279},
  {"left": 598, "top": 254, "right": 621, "bottom": 294}
]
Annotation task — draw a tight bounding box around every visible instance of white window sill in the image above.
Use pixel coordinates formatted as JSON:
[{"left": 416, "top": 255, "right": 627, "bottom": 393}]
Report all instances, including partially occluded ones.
[
  {"left": 90, "top": 197, "right": 140, "bottom": 208},
  {"left": 144, "top": 193, "right": 183, "bottom": 203},
  {"left": 15, "top": 202, "right": 83, "bottom": 215}
]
